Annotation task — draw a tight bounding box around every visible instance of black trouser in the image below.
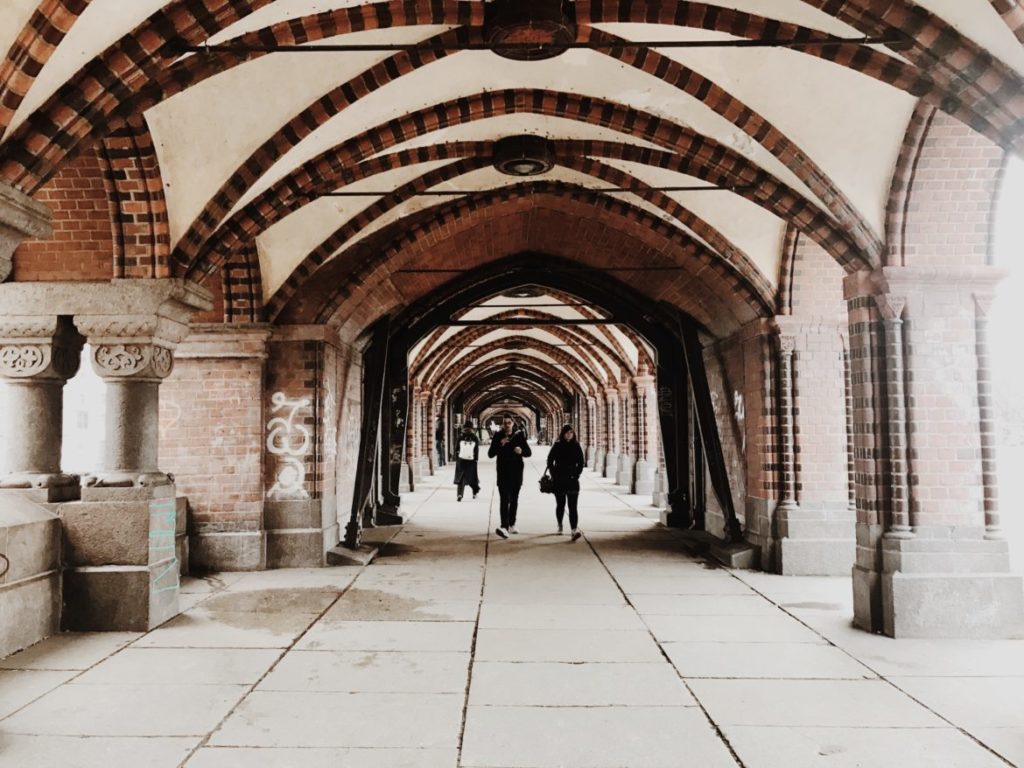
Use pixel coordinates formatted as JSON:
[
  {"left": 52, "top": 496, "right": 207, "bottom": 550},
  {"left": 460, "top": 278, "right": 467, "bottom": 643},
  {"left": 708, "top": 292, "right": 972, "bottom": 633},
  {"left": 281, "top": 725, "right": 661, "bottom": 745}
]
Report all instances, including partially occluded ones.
[
  {"left": 498, "top": 484, "right": 521, "bottom": 529},
  {"left": 554, "top": 490, "right": 579, "bottom": 530},
  {"left": 457, "top": 476, "right": 479, "bottom": 499}
]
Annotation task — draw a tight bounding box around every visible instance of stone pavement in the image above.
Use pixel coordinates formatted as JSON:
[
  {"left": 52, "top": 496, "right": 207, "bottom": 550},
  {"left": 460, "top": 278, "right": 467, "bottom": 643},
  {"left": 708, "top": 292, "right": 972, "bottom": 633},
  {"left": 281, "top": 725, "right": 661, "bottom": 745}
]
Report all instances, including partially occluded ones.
[{"left": 1, "top": 452, "right": 1022, "bottom": 768}]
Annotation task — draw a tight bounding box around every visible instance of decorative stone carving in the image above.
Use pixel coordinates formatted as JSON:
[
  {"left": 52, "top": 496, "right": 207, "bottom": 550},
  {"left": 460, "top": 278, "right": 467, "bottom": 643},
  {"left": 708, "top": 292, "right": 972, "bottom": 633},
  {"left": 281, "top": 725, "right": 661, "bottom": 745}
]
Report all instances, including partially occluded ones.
[
  {"left": 90, "top": 343, "right": 174, "bottom": 380},
  {"left": 0, "top": 345, "right": 49, "bottom": 377}
]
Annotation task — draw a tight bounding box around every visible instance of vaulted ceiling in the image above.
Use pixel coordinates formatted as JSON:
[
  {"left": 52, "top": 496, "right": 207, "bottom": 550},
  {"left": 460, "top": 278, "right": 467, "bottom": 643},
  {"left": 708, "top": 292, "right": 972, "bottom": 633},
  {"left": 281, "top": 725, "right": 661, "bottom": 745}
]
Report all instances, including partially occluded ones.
[{"left": 1, "top": 0, "right": 1021, "bottom": 336}]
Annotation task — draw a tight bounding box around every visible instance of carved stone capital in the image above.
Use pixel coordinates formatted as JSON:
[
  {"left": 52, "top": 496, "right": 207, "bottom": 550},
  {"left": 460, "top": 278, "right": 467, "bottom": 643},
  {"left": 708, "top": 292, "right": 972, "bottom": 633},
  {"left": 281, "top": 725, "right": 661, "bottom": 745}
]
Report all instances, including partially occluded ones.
[
  {"left": 0, "top": 182, "right": 52, "bottom": 283},
  {"left": 873, "top": 293, "right": 907, "bottom": 322},
  {"left": 0, "top": 315, "right": 83, "bottom": 381},
  {"left": 973, "top": 292, "right": 996, "bottom": 319},
  {"left": 778, "top": 335, "right": 797, "bottom": 356},
  {"left": 91, "top": 342, "right": 174, "bottom": 380}
]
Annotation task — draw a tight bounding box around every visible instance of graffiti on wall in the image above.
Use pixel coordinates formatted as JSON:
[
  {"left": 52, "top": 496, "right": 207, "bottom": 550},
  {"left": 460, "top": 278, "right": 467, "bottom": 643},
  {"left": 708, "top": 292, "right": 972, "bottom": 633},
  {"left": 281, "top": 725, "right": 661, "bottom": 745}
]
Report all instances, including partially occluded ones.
[{"left": 267, "top": 391, "right": 312, "bottom": 499}]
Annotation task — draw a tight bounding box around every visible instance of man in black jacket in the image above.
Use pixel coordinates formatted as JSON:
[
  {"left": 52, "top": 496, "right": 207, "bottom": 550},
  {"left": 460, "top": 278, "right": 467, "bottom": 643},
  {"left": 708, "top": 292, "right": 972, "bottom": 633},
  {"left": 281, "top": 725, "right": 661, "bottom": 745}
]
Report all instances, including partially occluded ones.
[{"left": 488, "top": 416, "right": 532, "bottom": 538}]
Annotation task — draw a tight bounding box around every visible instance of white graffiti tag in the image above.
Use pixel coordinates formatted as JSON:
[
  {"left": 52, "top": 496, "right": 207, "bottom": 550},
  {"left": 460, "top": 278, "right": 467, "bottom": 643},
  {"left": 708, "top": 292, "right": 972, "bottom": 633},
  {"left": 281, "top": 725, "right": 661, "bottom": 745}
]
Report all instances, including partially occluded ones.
[{"left": 267, "top": 392, "right": 312, "bottom": 499}]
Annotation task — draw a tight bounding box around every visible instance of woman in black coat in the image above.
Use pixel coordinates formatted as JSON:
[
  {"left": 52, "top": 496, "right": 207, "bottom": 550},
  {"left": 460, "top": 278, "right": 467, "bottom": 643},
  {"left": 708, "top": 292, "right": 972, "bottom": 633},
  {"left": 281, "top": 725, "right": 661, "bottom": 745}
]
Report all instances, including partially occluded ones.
[
  {"left": 546, "top": 424, "right": 586, "bottom": 541},
  {"left": 453, "top": 423, "right": 480, "bottom": 501}
]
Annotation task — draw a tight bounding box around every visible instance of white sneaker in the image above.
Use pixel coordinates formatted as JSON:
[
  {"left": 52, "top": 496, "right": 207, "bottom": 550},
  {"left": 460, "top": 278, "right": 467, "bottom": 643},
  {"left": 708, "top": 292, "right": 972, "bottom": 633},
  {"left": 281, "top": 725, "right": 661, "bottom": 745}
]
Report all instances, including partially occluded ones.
[
  {"left": 495, "top": 527, "right": 508, "bottom": 539},
  {"left": 508, "top": 526, "right": 519, "bottom": 534},
  {"left": 571, "top": 529, "right": 582, "bottom": 542}
]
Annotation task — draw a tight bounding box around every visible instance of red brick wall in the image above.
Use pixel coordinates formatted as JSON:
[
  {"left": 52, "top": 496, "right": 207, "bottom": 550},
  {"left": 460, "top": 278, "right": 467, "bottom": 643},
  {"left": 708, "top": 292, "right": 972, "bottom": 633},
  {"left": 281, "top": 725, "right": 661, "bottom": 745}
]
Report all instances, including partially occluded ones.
[
  {"left": 265, "top": 338, "right": 320, "bottom": 500},
  {"left": 900, "top": 112, "right": 1004, "bottom": 269},
  {"left": 12, "top": 146, "right": 113, "bottom": 281},
  {"left": 160, "top": 330, "right": 268, "bottom": 537}
]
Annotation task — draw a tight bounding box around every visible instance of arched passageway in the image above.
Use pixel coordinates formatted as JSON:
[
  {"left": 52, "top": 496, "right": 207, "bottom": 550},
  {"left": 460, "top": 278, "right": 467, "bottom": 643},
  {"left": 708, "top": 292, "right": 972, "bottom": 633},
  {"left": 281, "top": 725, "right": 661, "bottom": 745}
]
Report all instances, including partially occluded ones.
[{"left": 0, "top": 0, "right": 1022, "bottom": 676}]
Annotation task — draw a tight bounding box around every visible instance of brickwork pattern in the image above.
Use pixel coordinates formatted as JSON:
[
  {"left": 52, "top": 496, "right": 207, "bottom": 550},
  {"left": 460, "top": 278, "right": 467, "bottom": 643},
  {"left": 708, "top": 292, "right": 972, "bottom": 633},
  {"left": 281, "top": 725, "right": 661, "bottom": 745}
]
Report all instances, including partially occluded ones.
[
  {"left": 160, "top": 349, "right": 266, "bottom": 536},
  {"left": 12, "top": 146, "right": 112, "bottom": 282}
]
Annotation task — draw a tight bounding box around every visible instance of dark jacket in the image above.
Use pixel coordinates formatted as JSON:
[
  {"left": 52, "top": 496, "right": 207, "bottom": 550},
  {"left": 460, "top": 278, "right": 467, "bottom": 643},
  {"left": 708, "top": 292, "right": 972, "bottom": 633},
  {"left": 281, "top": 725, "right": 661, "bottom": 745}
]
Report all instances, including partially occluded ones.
[
  {"left": 454, "top": 432, "right": 480, "bottom": 487},
  {"left": 546, "top": 439, "right": 585, "bottom": 494},
  {"left": 488, "top": 429, "right": 532, "bottom": 488}
]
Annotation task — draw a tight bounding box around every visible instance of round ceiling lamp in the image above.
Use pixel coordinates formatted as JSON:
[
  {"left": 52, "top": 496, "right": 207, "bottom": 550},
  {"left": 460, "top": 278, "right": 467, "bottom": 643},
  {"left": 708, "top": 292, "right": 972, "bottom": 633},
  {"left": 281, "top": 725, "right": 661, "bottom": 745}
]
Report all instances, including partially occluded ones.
[
  {"left": 493, "top": 135, "right": 556, "bottom": 177},
  {"left": 485, "top": 0, "right": 577, "bottom": 61}
]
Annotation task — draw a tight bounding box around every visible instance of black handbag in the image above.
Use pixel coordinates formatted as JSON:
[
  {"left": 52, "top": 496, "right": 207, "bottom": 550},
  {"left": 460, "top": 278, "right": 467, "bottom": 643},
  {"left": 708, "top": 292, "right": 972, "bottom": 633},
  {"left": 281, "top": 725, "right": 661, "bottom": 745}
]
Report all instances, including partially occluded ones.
[{"left": 539, "top": 470, "right": 555, "bottom": 494}]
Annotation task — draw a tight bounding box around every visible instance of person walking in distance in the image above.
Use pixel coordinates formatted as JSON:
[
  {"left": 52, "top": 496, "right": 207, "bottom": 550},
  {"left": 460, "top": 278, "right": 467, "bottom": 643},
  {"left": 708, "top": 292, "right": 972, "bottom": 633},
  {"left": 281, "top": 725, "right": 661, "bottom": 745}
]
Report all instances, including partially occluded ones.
[
  {"left": 546, "top": 424, "right": 586, "bottom": 541},
  {"left": 489, "top": 416, "right": 532, "bottom": 538},
  {"left": 453, "top": 422, "right": 481, "bottom": 502}
]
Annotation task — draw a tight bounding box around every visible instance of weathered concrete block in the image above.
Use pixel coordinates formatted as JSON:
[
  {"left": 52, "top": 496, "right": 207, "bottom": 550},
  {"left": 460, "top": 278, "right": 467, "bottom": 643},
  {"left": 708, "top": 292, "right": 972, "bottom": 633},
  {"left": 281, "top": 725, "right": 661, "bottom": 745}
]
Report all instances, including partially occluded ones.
[
  {"left": 57, "top": 501, "right": 152, "bottom": 566},
  {"left": 62, "top": 561, "right": 179, "bottom": 632},
  {"left": 616, "top": 454, "right": 634, "bottom": 488},
  {"left": 190, "top": 531, "right": 266, "bottom": 572},
  {"left": 603, "top": 452, "right": 619, "bottom": 479},
  {"left": 0, "top": 491, "right": 62, "bottom": 657},
  {"left": 778, "top": 538, "right": 856, "bottom": 576},
  {"left": 265, "top": 499, "right": 321, "bottom": 530},
  {"left": 883, "top": 572, "right": 1024, "bottom": 639},
  {"left": 266, "top": 529, "right": 324, "bottom": 569}
]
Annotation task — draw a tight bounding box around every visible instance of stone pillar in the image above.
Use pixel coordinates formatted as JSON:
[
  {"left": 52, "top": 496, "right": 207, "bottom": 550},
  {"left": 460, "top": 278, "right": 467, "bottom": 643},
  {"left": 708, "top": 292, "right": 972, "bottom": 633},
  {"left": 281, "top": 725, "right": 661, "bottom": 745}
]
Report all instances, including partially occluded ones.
[
  {"left": 973, "top": 293, "right": 1001, "bottom": 540},
  {"left": 0, "top": 316, "right": 83, "bottom": 499},
  {"left": 603, "top": 387, "right": 619, "bottom": 478},
  {"left": 0, "top": 181, "right": 51, "bottom": 283},
  {"left": 409, "top": 386, "right": 422, "bottom": 483},
  {"left": 616, "top": 380, "right": 635, "bottom": 487},
  {"left": 633, "top": 371, "right": 657, "bottom": 496},
  {"left": 846, "top": 268, "right": 1023, "bottom": 638},
  {"left": 585, "top": 395, "right": 598, "bottom": 469},
  {"left": 61, "top": 280, "right": 211, "bottom": 631}
]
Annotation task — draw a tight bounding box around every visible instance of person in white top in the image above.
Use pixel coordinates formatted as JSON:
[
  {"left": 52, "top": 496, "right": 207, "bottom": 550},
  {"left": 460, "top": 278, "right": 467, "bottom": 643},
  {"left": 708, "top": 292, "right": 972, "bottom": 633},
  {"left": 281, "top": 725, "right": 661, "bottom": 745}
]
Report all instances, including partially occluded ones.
[{"left": 453, "top": 423, "right": 481, "bottom": 502}]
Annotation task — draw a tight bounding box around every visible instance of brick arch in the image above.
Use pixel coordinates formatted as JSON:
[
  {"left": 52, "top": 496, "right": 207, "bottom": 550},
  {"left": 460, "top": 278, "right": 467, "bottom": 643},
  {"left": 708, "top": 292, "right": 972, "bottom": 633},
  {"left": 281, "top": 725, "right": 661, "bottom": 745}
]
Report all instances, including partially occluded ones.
[
  {"left": 96, "top": 116, "right": 171, "bottom": 278},
  {"left": 885, "top": 106, "right": 1006, "bottom": 268},
  {"left": 468, "top": 389, "right": 562, "bottom": 422},
  {"left": 439, "top": 345, "right": 602, "bottom": 397},
  {"left": 990, "top": 0, "right": 1024, "bottom": 42},
  {"left": 0, "top": 0, "right": 89, "bottom": 135},
  {"left": 432, "top": 337, "right": 606, "bottom": 396},
  {"left": 186, "top": 92, "right": 865, "bottom": 279},
  {"left": 453, "top": 360, "right": 583, "bottom": 407},
  {"left": 298, "top": 190, "right": 767, "bottom": 339},
  {"left": 5, "top": 0, "right": 1020, "bottom": 202},
  {"left": 584, "top": 0, "right": 1024, "bottom": 150},
  {"left": 450, "top": 363, "right": 588, "bottom": 415},
  {"left": 415, "top": 314, "right": 634, "bottom": 387}
]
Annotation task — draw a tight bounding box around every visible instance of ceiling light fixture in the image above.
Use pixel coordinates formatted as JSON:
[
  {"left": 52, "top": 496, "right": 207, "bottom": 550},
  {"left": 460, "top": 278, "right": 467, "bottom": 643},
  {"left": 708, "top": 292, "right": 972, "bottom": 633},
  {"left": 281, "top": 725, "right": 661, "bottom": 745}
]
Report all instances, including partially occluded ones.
[
  {"left": 493, "top": 135, "right": 556, "bottom": 177},
  {"left": 484, "top": 0, "right": 577, "bottom": 61}
]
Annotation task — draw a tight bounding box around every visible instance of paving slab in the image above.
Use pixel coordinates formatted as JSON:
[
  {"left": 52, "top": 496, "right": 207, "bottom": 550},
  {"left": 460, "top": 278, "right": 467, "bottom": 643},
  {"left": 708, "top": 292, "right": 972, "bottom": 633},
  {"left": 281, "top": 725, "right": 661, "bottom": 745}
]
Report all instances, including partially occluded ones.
[
  {"left": 474, "top": 628, "right": 664, "bottom": 663},
  {"left": 468, "top": 661, "right": 695, "bottom": 706},
  {"left": 71, "top": 648, "right": 281, "bottom": 686},
  {"left": 133, "top": 610, "right": 315, "bottom": 649},
  {"left": 198, "top": 589, "right": 339, "bottom": 615},
  {"left": 629, "top": 594, "right": 782, "bottom": 616},
  {"left": 296, "top": 620, "right": 475, "bottom": 652},
  {"left": 257, "top": 650, "right": 470, "bottom": 693},
  {"left": 688, "top": 679, "right": 947, "bottom": 728},
  {"left": 323, "top": 588, "right": 480, "bottom": 622},
  {"left": 889, "top": 676, "right": 1024, "bottom": 728},
  {"left": 973, "top": 728, "right": 1024, "bottom": 766},
  {"left": 185, "top": 746, "right": 458, "bottom": 768},
  {"left": 477, "top": 603, "right": 645, "bottom": 630},
  {"left": 0, "top": 735, "right": 196, "bottom": 768},
  {"left": 665, "top": 641, "right": 874, "bottom": 679},
  {"left": 2, "top": 683, "right": 247, "bottom": 736},
  {"left": 461, "top": 705, "right": 736, "bottom": 768},
  {"left": 210, "top": 691, "right": 463, "bottom": 748},
  {"left": 0, "top": 669, "right": 77, "bottom": 718},
  {"left": 722, "top": 726, "right": 1007, "bottom": 768},
  {"left": 0, "top": 632, "right": 139, "bottom": 670},
  {"left": 644, "top": 613, "right": 826, "bottom": 643}
]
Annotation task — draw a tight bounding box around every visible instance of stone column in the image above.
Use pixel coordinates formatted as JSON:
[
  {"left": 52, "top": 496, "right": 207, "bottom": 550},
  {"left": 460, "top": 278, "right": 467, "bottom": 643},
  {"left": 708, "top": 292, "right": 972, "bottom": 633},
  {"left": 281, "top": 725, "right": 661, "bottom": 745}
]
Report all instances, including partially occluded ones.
[
  {"left": 973, "top": 293, "right": 1001, "bottom": 540},
  {"left": 603, "top": 387, "right": 619, "bottom": 478},
  {"left": 616, "top": 380, "right": 635, "bottom": 487},
  {"left": 409, "top": 386, "right": 422, "bottom": 484},
  {"left": 846, "top": 268, "right": 1022, "bottom": 638},
  {"left": 593, "top": 393, "right": 606, "bottom": 472},
  {"left": 0, "top": 182, "right": 51, "bottom": 283},
  {"left": 633, "top": 370, "right": 657, "bottom": 496},
  {"left": 0, "top": 316, "right": 83, "bottom": 500},
  {"left": 585, "top": 395, "right": 598, "bottom": 469}
]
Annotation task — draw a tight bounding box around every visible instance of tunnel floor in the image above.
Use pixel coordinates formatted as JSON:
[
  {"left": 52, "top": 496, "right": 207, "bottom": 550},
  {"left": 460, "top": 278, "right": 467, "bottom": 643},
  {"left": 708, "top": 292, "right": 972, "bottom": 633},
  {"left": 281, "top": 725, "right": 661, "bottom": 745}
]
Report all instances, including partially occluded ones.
[{"left": 1, "top": 453, "right": 1022, "bottom": 767}]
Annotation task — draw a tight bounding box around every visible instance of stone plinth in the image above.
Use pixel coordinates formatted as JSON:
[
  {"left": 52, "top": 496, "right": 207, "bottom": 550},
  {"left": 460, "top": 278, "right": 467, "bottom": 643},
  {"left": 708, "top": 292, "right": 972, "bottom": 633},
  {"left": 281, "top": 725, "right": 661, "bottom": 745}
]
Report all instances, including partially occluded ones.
[
  {"left": 58, "top": 485, "right": 182, "bottom": 631},
  {"left": 634, "top": 459, "right": 656, "bottom": 496},
  {"left": 0, "top": 492, "right": 61, "bottom": 658},
  {"left": 264, "top": 499, "right": 336, "bottom": 568},
  {"left": 603, "top": 452, "right": 619, "bottom": 480},
  {"left": 616, "top": 454, "right": 634, "bottom": 489}
]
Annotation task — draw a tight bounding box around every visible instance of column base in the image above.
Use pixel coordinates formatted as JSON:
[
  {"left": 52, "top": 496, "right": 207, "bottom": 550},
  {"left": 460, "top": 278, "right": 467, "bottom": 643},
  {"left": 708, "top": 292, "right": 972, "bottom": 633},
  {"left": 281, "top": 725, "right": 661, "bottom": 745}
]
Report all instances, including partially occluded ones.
[
  {"left": 83, "top": 470, "right": 172, "bottom": 489},
  {"left": 633, "top": 459, "right": 655, "bottom": 496},
  {"left": 594, "top": 448, "right": 606, "bottom": 474},
  {"left": 190, "top": 531, "right": 266, "bottom": 571},
  {"left": 853, "top": 529, "right": 1024, "bottom": 638},
  {"left": 63, "top": 562, "right": 179, "bottom": 632},
  {"left": 58, "top": 485, "right": 183, "bottom": 631},
  {"left": 775, "top": 505, "right": 856, "bottom": 576},
  {"left": 265, "top": 499, "right": 336, "bottom": 568},
  {"left": 603, "top": 452, "right": 619, "bottom": 479},
  {"left": 398, "top": 463, "right": 412, "bottom": 493},
  {"left": 615, "top": 454, "right": 635, "bottom": 488}
]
